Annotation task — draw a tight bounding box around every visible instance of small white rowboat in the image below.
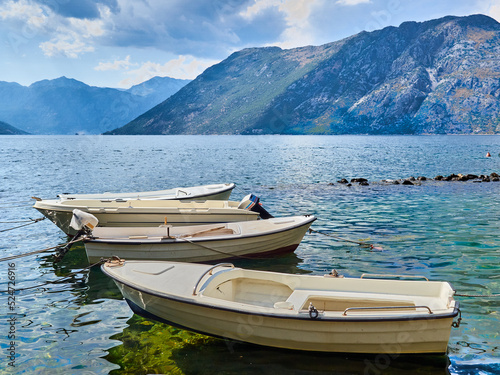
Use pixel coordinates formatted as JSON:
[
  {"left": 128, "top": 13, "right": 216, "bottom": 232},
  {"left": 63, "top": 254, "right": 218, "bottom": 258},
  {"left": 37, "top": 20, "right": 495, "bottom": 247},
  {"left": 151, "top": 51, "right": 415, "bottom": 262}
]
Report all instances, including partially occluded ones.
[
  {"left": 33, "top": 195, "right": 266, "bottom": 235},
  {"left": 57, "top": 183, "right": 235, "bottom": 201},
  {"left": 83, "top": 215, "right": 316, "bottom": 262},
  {"left": 102, "top": 260, "right": 461, "bottom": 354}
]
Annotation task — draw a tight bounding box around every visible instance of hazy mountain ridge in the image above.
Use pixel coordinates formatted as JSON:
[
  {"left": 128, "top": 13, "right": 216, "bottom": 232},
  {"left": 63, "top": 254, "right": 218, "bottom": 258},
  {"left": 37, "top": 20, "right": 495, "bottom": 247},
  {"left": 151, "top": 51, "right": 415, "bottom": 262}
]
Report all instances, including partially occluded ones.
[
  {"left": 0, "top": 120, "right": 28, "bottom": 135},
  {"left": 0, "top": 76, "right": 190, "bottom": 134},
  {"left": 109, "top": 14, "right": 500, "bottom": 135}
]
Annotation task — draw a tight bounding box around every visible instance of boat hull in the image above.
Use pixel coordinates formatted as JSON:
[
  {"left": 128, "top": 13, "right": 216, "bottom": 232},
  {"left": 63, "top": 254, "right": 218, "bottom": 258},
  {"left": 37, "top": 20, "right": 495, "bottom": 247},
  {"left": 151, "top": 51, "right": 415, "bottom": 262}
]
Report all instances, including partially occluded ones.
[
  {"left": 34, "top": 200, "right": 259, "bottom": 235},
  {"left": 102, "top": 261, "right": 459, "bottom": 354},
  {"left": 116, "top": 283, "right": 455, "bottom": 354},
  {"left": 84, "top": 216, "right": 315, "bottom": 262},
  {"left": 58, "top": 183, "right": 235, "bottom": 201}
]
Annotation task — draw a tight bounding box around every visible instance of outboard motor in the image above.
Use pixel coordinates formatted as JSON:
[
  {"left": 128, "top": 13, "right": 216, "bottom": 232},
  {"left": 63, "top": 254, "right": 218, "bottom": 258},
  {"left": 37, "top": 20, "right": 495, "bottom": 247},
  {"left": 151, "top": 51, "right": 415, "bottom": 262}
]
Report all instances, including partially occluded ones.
[
  {"left": 238, "top": 194, "right": 274, "bottom": 219},
  {"left": 70, "top": 209, "right": 99, "bottom": 232},
  {"left": 54, "top": 209, "right": 99, "bottom": 262}
]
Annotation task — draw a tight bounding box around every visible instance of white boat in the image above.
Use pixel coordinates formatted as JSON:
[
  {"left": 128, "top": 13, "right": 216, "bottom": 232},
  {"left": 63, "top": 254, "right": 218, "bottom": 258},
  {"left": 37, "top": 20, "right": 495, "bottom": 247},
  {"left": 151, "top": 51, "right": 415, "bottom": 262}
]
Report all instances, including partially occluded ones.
[
  {"left": 33, "top": 195, "right": 267, "bottom": 235},
  {"left": 57, "top": 183, "right": 235, "bottom": 201},
  {"left": 102, "top": 260, "right": 460, "bottom": 354},
  {"left": 83, "top": 215, "right": 316, "bottom": 263}
]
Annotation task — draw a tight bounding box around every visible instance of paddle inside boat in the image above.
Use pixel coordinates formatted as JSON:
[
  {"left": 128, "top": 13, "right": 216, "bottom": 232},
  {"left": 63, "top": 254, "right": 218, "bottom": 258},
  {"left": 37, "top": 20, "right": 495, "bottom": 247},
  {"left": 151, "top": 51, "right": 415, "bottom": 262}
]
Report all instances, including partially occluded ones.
[{"left": 102, "top": 260, "right": 461, "bottom": 354}]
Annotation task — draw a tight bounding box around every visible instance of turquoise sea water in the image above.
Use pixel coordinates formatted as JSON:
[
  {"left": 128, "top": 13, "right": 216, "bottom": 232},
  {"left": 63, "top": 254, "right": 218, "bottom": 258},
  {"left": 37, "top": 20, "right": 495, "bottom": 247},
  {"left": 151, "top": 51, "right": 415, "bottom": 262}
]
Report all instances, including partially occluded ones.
[{"left": 0, "top": 135, "right": 499, "bottom": 374}]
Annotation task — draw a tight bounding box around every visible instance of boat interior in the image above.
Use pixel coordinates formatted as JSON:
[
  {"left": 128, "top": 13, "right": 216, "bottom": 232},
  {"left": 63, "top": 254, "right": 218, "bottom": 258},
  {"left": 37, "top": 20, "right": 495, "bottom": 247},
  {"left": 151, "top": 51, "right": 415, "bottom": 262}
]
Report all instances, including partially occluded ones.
[
  {"left": 91, "top": 223, "right": 241, "bottom": 240},
  {"left": 200, "top": 268, "right": 455, "bottom": 315}
]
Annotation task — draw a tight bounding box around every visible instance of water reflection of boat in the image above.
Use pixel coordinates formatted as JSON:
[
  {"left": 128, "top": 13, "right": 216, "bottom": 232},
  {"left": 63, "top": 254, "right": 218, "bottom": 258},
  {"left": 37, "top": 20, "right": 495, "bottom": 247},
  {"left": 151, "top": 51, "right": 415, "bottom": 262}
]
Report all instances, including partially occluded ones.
[
  {"left": 102, "top": 260, "right": 460, "bottom": 354},
  {"left": 105, "top": 314, "right": 451, "bottom": 374},
  {"left": 170, "top": 339, "right": 452, "bottom": 374}
]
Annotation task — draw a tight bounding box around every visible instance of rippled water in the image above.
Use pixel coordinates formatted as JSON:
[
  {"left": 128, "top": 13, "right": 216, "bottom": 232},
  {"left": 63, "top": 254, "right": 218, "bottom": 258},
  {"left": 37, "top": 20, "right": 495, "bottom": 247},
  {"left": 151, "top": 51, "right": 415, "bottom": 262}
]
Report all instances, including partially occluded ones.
[{"left": 0, "top": 135, "right": 499, "bottom": 374}]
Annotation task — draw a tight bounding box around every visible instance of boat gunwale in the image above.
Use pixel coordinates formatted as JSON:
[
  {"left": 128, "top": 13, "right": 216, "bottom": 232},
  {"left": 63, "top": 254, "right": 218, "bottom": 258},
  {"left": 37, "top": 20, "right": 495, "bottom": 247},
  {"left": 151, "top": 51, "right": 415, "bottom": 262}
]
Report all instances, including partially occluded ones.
[
  {"left": 85, "top": 216, "right": 316, "bottom": 245},
  {"left": 33, "top": 199, "right": 246, "bottom": 210},
  {"left": 102, "top": 264, "right": 460, "bottom": 323},
  {"left": 57, "top": 183, "right": 236, "bottom": 201}
]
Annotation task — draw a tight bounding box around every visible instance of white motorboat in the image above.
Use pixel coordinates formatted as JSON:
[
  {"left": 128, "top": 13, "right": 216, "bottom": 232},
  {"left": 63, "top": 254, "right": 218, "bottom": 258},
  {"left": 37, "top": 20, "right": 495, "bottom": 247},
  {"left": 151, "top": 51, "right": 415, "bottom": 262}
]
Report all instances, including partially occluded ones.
[
  {"left": 102, "top": 260, "right": 461, "bottom": 354},
  {"left": 57, "top": 183, "right": 235, "bottom": 201},
  {"left": 33, "top": 194, "right": 270, "bottom": 235},
  {"left": 83, "top": 215, "right": 316, "bottom": 262}
]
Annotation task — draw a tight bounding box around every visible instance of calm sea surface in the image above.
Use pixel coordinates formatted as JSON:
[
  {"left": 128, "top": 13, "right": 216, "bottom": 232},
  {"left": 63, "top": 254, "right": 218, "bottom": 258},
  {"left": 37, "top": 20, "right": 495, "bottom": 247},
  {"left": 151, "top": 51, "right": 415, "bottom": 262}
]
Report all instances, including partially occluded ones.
[{"left": 0, "top": 135, "right": 499, "bottom": 374}]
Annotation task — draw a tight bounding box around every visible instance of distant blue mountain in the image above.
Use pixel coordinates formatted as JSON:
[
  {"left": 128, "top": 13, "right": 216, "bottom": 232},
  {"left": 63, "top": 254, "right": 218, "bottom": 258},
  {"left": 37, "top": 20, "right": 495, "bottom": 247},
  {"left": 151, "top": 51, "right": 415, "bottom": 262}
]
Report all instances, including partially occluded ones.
[
  {"left": 0, "top": 76, "right": 190, "bottom": 134},
  {"left": 0, "top": 120, "right": 28, "bottom": 135},
  {"left": 110, "top": 14, "right": 500, "bottom": 135}
]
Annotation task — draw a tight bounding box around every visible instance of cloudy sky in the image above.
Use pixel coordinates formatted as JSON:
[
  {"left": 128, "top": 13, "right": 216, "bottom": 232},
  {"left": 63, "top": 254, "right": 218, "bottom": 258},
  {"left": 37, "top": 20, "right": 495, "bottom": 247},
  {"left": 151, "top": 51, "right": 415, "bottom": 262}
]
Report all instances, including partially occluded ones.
[{"left": 1, "top": 0, "right": 499, "bottom": 88}]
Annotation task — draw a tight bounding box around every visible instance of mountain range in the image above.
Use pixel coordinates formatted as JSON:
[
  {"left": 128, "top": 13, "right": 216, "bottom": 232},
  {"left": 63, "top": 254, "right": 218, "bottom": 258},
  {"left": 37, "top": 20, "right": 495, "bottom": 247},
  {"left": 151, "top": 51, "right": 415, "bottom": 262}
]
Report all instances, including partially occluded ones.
[
  {"left": 0, "top": 76, "right": 189, "bottom": 134},
  {"left": 0, "top": 120, "right": 28, "bottom": 135},
  {"left": 108, "top": 14, "right": 500, "bottom": 135}
]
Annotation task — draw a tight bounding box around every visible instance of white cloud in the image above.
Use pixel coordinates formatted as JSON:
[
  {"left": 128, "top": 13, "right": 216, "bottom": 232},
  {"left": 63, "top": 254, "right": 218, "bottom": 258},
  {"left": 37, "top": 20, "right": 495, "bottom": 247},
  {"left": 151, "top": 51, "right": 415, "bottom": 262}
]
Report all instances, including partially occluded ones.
[
  {"left": 0, "top": 0, "right": 106, "bottom": 58},
  {"left": 239, "top": 0, "right": 280, "bottom": 20},
  {"left": 0, "top": 0, "right": 47, "bottom": 27},
  {"left": 278, "top": 0, "right": 318, "bottom": 48},
  {"left": 95, "top": 55, "right": 135, "bottom": 71},
  {"left": 488, "top": 2, "right": 500, "bottom": 23},
  {"left": 336, "top": 0, "right": 371, "bottom": 5},
  {"left": 40, "top": 38, "right": 94, "bottom": 58},
  {"left": 40, "top": 13, "right": 105, "bottom": 58},
  {"left": 118, "top": 55, "right": 217, "bottom": 88},
  {"left": 240, "top": 0, "right": 319, "bottom": 49}
]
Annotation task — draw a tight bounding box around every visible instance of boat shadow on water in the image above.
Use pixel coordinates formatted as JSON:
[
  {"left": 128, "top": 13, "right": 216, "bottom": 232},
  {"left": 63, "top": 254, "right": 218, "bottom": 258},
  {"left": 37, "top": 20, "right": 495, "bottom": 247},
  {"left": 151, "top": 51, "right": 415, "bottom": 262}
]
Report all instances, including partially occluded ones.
[
  {"left": 103, "top": 315, "right": 452, "bottom": 375},
  {"left": 171, "top": 340, "right": 452, "bottom": 375}
]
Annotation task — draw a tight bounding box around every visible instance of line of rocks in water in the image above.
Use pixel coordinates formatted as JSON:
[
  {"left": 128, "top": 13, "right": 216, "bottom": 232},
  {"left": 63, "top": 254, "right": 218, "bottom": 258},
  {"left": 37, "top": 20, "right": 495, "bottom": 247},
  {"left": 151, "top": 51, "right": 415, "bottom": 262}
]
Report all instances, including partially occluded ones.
[{"left": 331, "top": 173, "right": 500, "bottom": 186}]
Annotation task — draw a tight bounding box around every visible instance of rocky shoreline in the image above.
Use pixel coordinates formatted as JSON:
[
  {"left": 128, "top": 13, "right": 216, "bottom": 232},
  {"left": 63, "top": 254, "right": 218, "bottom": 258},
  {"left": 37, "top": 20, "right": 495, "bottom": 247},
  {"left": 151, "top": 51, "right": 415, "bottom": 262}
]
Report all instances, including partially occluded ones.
[{"left": 333, "top": 173, "right": 500, "bottom": 186}]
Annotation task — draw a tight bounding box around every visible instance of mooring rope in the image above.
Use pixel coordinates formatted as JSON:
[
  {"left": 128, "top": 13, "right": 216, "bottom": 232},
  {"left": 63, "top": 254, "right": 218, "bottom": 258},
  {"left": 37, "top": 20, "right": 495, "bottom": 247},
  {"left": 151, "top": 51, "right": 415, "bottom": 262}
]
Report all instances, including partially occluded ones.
[
  {"left": 308, "top": 228, "right": 376, "bottom": 249},
  {"left": 181, "top": 237, "right": 273, "bottom": 260},
  {"left": 0, "top": 237, "right": 82, "bottom": 262},
  {"left": 233, "top": 184, "right": 250, "bottom": 196},
  {"left": 0, "top": 217, "right": 45, "bottom": 233},
  {"left": 455, "top": 293, "right": 500, "bottom": 298},
  {"left": 0, "top": 204, "right": 33, "bottom": 208},
  {"left": 0, "top": 200, "right": 33, "bottom": 205},
  {"left": 0, "top": 258, "right": 107, "bottom": 293}
]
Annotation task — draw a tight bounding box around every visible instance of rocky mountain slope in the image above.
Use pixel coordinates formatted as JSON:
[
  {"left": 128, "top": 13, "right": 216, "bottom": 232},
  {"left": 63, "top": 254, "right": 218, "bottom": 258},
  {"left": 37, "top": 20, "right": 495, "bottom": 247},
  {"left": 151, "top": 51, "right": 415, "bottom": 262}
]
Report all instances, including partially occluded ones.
[
  {"left": 109, "top": 14, "right": 500, "bottom": 135},
  {"left": 0, "top": 76, "right": 189, "bottom": 134},
  {"left": 0, "top": 120, "right": 28, "bottom": 135}
]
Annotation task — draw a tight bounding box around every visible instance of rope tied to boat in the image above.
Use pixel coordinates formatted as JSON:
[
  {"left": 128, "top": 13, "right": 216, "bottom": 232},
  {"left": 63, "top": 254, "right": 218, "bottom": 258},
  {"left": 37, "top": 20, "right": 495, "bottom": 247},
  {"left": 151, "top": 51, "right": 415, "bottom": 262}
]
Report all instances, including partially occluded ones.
[
  {"left": 0, "top": 236, "right": 82, "bottom": 263},
  {"left": 0, "top": 199, "right": 34, "bottom": 208},
  {"left": 452, "top": 309, "right": 462, "bottom": 328},
  {"left": 181, "top": 237, "right": 282, "bottom": 260},
  {"left": 0, "top": 217, "right": 45, "bottom": 233},
  {"left": 308, "top": 228, "right": 381, "bottom": 249},
  {"left": 0, "top": 258, "right": 108, "bottom": 293},
  {"left": 308, "top": 302, "right": 319, "bottom": 319}
]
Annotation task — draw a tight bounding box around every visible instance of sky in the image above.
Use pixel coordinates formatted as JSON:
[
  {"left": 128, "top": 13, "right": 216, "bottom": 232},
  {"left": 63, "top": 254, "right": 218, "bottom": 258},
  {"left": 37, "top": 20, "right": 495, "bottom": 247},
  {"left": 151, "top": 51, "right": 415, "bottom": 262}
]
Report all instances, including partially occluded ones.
[{"left": 1, "top": 0, "right": 500, "bottom": 89}]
